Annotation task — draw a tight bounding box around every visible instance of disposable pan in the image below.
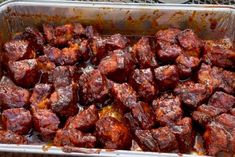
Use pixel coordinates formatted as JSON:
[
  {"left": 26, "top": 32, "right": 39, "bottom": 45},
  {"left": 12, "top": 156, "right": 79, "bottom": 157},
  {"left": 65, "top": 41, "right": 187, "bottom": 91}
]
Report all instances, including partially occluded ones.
[{"left": 0, "top": 0, "right": 234, "bottom": 156}]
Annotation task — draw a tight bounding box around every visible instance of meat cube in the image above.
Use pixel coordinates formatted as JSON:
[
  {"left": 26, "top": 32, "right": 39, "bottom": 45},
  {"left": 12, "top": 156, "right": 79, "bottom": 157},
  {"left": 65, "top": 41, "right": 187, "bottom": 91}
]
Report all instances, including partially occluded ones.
[
  {"left": 50, "top": 84, "right": 78, "bottom": 117},
  {"left": 67, "top": 105, "right": 99, "bottom": 131},
  {"left": 49, "top": 66, "right": 76, "bottom": 88},
  {"left": 43, "top": 24, "right": 74, "bottom": 46},
  {"left": 2, "top": 108, "right": 32, "bottom": 134},
  {"left": 8, "top": 59, "right": 39, "bottom": 88},
  {"left": 175, "top": 54, "right": 200, "bottom": 78},
  {"left": 174, "top": 81, "right": 212, "bottom": 108},
  {"left": 177, "top": 29, "right": 202, "bottom": 57},
  {"left": 153, "top": 93, "right": 182, "bottom": 126},
  {"left": 3, "top": 40, "right": 35, "bottom": 63},
  {"left": 106, "top": 34, "right": 129, "bottom": 50},
  {"left": 33, "top": 109, "right": 60, "bottom": 139},
  {"left": 69, "top": 39, "right": 90, "bottom": 61},
  {"left": 37, "top": 55, "right": 56, "bottom": 73},
  {"left": 79, "top": 69, "right": 109, "bottom": 105},
  {"left": 208, "top": 91, "right": 235, "bottom": 111},
  {"left": 44, "top": 44, "right": 79, "bottom": 66},
  {"left": 203, "top": 41, "right": 235, "bottom": 69},
  {"left": 0, "top": 83, "right": 30, "bottom": 109},
  {"left": 73, "top": 23, "right": 86, "bottom": 37},
  {"left": 98, "top": 49, "right": 135, "bottom": 82},
  {"left": 54, "top": 128, "right": 96, "bottom": 148},
  {"left": 170, "top": 117, "right": 195, "bottom": 153},
  {"left": 96, "top": 116, "right": 132, "bottom": 149},
  {"left": 90, "top": 36, "right": 107, "bottom": 64},
  {"left": 203, "top": 122, "right": 229, "bottom": 155},
  {"left": 23, "top": 27, "right": 45, "bottom": 51},
  {"left": 151, "top": 127, "right": 179, "bottom": 152},
  {"left": 198, "top": 63, "right": 235, "bottom": 94},
  {"left": 154, "top": 65, "right": 179, "bottom": 90},
  {"left": 131, "top": 101, "right": 155, "bottom": 130},
  {"left": 30, "top": 84, "right": 53, "bottom": 109},
  {"left": 111, "top": 82, "right": 137, "bottom": 110},
  {"left": 135, "top": 129, "right": 160, "bottom": 152},
  {"left": 215, "top": 114, "right": 235, "bottom": 130},
  {"left": 157, "top": 41, "right": 182, "bottom": 62},
  {"left": 129, "top": 68, "right": 157, "bottom": 102},
  {"left": 0, "top": 130, "right": 26, "bottom": 144},
  {"left": 192, "top": 105, "right": 225, "bottom": 126},
  {"left": 132, "top": 37, "right": 158, "bottom": 68},
  {"left": 155, "top": 28, "right": 181, "bottom": 44}
]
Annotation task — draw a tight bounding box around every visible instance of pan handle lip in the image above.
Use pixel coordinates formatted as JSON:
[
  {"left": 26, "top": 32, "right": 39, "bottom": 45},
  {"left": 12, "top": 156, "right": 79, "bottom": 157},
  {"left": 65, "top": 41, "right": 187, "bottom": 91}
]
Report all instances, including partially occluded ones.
[{"left": 0, "top": 0, "right": 235, "bottom": 11}]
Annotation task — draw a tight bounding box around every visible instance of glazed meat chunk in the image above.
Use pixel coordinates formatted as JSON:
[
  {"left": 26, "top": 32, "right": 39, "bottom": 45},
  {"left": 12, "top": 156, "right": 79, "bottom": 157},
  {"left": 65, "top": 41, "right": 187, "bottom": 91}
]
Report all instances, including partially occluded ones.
[
  {"left": 43, "top": 43, "right": 79, "bottom": 66},
  {"left": 151, "top": 127, "right": 179, "bottom": 152},
  {"left": 96, "top": 116, "right": 132, "bottom": 149},
  {"left": 175, "top": 54, "right": 200, "bottom": 78},
  {"left": 2, "top": 108, "right": 32, "bottom": 134},
  {"left": 30, "top": 84, "right": 53, "bottom": 109},
  {"left": 23, "top": 27, "right": 45, "bottom": 51},
  {"left": 49, "top": 66, "right": 76, "bottom": 88},
  {"left": 132, "top": 37, "right": 158, "bottom": 68},
  {"left": 90, "top": 36, "right": 107, "bottom": 64},
  {"left": 99, "top": 104, "right": 125, "bottom": 122},
  {"left": 193, "top": 92, "right": 235, "bottom": 126},
  {"left": 174, "top": 81, "right": 212, "bottom": 108},
  {"left": 131, "top": 101, "right": 155, "bottom": 130},
  {"left": 134, "top": 129, "right": 160, "bottom": 152},
  {"left": 0, "top": 130, "right": 26, "bottom": 144},
  {"left": 129, "top": 68, "right": 157, "bottom": 102},
  {"left": 153, "top": 93, "right": 182, "bottom": 126},
  {"left": 177, "top": 29, "right": 202, "bottom": 57},
  {"left": 3, "top": 40, "right": 35, "bottom": 64},
  {"left": 106, "top": 34, "right": 129, "bottom": 50},
  {"left": 157, "top": 41, "right": 182, "bottom": 62},
  {"left": 67, "top": 105, "right": 99, "bottom": 131},
  {"left": 124, "top": 112, "right": 141, "bottom": 133},
  {"left": 154, "top": 65, "right": 179, "bottom": 90},
  {"left": 98, "top": 49, "right": 134, "bottom": 82},
  {"left": 169, "top": 117, "right": 194, "bottom": 153},
  {"left": 8, "top": 59, "right": 39, "bottom": 88},
  {"left": 0, "top": 82, "right": 30, "bottom": 109},
  {"left": 203, "top": 41, "right": 235, "bottom": 69},
  {"left": 43, "top": 23, "right": 77, "bottom": 46},
  {"left": 203, "top": 114, "right": 235, "bottom": 156},
  {"left": 111, "top": 82, "right": 137, "bottom": 110},
  {"left": 33, "top": 109, "right": 60, "bottom": 139},
  {"left": 54, "top": 128, "right": 96, "bottom": 148},
  {"left": 198, "top": 63, "right": 235, "bottom": 94},
  {"left": 37, "top": 55, "right": 56, "bottom": 73},
  {"left": 155, "top": 28, "right": 180, "bottom": 44},
  {"left": 135, "top": 127, "right": 179, "bottom": 152},
  {"left": 79, "top": 69, "right": 109, "bottom": 105},
  {"left": 50, "top": 84, "right": 78, "bottom": 117}
]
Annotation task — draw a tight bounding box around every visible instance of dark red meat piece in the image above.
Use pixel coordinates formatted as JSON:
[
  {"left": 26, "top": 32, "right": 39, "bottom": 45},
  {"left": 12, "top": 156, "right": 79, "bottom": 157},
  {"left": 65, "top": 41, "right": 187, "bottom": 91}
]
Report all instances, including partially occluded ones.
[
  {"left": 110, "top": 82, "right": 137, "bottom": 110},
  {"left": 174, "top": 81, "right": 212, "bottom": 108},
  {"left": 2, "top": 108, "right": 32, "bottom": 134},
  {"left": 155, "top": 28, "right": 181, "bottom": 44},
  {"left": 79, "top": 69, "right": 109, "bottom": 105},
  {"left": 33, "top": 109, "right": 60, "bottom": 139},
  {"left": 154, "top": 65, "right": 179, "bottom": 90},
  {"left": 54, "top": 128, "right": 96, "bottom": 147},
  {"left": 153, "top": 93, "right": 182, "bottom": 126},
  {"left": 0, "top": 82, "right": 30, "bottom": 109},
  {"left": 8, "top": 59, "right": 39, "bottom": 88},
  {"left": 129, "top": 68, "right": 157, "bottom": 102},
  {"left": 0, "top": 130, "right": 26, "bottom": 144},
  {"left": 67, "top": 105, "right": 99, "bottom": 131},
  {"left": 96, "top": 116, "right": 132, "bottom": 149},
  {"left": 106, "top": 33, "right": 129, "bottom": 50},
  {"left": 132, "top": 37, "right": 158, "bottom": 68},
  {"left": 131, "top": 101, "right": 155, "bottom": 130},
  {"left": 98, "top": 49, "right": 135, "bottom": 82},
  {"left": 175, "top": 54, "right": 200, "bottom": 78},
  {"left": 50, "top": 84, "right": 78, "bottom": 117}
]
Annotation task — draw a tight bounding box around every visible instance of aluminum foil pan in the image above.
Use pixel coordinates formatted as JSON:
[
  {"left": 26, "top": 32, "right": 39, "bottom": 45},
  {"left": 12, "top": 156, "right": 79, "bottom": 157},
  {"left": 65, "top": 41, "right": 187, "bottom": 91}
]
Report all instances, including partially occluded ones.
[{"left": 0, "top": 0, "right": 234, "bottom": 156}]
